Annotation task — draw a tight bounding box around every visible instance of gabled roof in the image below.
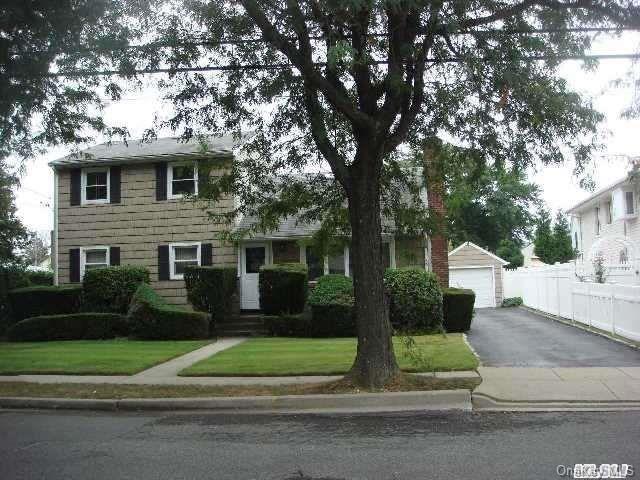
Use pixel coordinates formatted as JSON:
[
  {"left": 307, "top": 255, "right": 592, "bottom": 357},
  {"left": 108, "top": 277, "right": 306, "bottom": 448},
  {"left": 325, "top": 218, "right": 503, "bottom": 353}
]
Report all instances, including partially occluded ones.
[
  {"left": 49, "top": 135, "right": 238, "bottom": 168},
  {"left": 566, "top": 175, "right": 632, "bottom": 214},
  {"left": 448, "top": 241, "right": 509, "bottom": 265}
]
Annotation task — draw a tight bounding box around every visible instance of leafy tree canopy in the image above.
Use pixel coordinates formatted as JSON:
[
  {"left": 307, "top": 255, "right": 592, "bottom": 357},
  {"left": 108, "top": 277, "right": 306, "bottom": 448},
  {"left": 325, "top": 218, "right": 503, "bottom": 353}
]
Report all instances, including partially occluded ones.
[
  {"left": 496, "top": 238, "right": 525, "bottom": 269},
  {"left": 0, "top": 160, "right": 28, "bottom": 262}
]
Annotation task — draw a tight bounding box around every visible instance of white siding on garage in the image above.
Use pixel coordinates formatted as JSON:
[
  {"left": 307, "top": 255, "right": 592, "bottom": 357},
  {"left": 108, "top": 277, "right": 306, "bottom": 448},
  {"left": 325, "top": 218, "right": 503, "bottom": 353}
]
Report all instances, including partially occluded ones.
[{"left": 449, "top": 266, "right": 496, "bottom": 308}]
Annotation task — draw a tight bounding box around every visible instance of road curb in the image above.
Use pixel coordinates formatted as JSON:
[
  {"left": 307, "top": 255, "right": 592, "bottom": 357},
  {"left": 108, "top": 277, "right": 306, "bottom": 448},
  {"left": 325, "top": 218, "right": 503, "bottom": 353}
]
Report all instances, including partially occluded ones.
[
  {"left": 0, "top": 389, "right": 472, "bottom": 414},
  {"left": 472, "top": 392, "right": 640, "bottom": 412}
]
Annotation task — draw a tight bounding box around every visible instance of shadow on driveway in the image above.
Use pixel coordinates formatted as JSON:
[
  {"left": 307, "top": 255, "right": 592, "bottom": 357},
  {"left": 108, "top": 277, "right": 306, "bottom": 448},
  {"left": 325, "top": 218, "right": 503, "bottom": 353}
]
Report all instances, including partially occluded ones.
[{"left": 466, "top": 308, "right": 640, "bottom": 367}]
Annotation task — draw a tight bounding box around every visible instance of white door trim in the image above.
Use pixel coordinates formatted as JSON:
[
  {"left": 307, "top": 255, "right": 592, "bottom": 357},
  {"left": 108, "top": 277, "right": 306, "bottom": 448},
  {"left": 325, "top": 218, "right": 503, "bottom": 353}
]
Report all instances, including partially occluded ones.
[{"left": 240, "top": 242, "right": 269, "bottom": 310}]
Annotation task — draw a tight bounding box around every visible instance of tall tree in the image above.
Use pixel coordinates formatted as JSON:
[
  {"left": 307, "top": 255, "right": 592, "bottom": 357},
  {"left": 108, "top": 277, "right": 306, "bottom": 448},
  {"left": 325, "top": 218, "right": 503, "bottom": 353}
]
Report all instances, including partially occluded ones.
[
  {"left": 551, "top": 212, "right": 576, "bottom": 263},
  {"left": 5, "top": 1, "right": 640, "bottom": 387},
  {"left": 496, "top": 239, "right": 525, "bottom": 269},
  {"left": 0, "top": 160, "right": 28, "bottom": 262}
]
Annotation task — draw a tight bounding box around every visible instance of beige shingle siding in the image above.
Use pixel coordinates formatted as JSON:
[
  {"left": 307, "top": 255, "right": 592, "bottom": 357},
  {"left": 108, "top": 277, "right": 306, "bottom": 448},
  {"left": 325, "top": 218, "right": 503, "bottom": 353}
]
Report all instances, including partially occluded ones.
[
  {"left": 448, "top": 244, "right": 504, "bottom": 305},
  {"left": 56, "top": 162, "right": 237, "bottom": 306}
]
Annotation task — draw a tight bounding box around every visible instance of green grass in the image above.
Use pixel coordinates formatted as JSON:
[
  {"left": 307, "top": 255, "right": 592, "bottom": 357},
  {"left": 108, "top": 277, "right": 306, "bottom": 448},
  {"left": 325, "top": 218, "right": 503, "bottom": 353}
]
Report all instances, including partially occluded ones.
[
  {"left": 181, "top": 334, "right": 478, "bottom": 376},
  {"left": 0, "top": 339, "right": 211, "bottom": 375}
]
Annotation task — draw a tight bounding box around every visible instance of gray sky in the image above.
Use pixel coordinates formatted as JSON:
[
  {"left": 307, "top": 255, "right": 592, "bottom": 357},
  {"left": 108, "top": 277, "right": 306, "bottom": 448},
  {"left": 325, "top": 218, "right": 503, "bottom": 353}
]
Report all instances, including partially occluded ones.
[{"left": 12, "top": 32, "right": 640, "bottom": 235}]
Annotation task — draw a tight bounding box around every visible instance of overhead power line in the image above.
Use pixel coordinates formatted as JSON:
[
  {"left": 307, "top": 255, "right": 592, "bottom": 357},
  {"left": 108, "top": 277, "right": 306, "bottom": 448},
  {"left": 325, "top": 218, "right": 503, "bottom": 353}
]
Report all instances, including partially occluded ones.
[{"left": 18, "top": 53, "right": 640, "bottom": 79}]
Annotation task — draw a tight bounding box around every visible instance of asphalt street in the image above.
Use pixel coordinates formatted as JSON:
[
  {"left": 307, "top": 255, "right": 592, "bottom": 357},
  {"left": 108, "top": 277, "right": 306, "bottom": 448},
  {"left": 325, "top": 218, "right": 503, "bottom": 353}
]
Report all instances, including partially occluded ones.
[
  {"left": 1, "top": 409, "right": 638, "bottom": 479},
  {"left": 467, "top": 308, "right": 640, "bottom": 367}
]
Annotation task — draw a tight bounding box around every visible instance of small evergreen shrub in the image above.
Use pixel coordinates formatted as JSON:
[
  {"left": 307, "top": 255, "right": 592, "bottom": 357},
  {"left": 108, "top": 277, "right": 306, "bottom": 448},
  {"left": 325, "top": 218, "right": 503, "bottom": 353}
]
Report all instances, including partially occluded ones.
[
  {"left": 384, "top": 268, "right": 443, "bottom": 332},
  {"left": 259, "top": 263, "right": 308, "bottom": 315},
  {"left": 127, "top": 283, "right": 209, "bottom": 340},
  {"left": 8, "top": 285, "right": 83, "bottom": 322},
  {"left": 442, "top": 287, "right": 475, "bottom": 333},
  {"left": 184, "top": 266, "right": 237, "bottom": 328},
  {"left": 264, "top": 313, "right": 312, "bottom": 337},
  {"left": 83, "top": 265, "right": 150, "bottom": 314},
  {"left": 308, "top": 275, "right": 355, "bottom": 337},
  {"left": 7, "top": 313, "right": 126, "bottom": 342},
  {"left": 0, "top": 265, "right": 30, "bottom": 334},
  {"left": 25, "top": 270, "right": 54, "bottom": 286},
  {"left": 502, "top": 296, "right": 523, "bottom": 307}
]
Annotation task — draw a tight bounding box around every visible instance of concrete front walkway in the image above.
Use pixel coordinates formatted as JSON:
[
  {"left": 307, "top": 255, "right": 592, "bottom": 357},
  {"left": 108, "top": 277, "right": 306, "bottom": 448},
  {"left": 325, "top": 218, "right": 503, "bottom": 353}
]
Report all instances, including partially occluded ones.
[{"left": 474, "top": 367, "right": 640, "bottom": 404}]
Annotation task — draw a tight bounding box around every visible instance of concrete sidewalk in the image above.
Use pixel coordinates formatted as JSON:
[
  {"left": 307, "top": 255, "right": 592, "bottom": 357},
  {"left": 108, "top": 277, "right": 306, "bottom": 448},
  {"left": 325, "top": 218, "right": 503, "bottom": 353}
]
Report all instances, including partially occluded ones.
[{"left": 474, "top": 367, "right": 640, "bottom": 409}]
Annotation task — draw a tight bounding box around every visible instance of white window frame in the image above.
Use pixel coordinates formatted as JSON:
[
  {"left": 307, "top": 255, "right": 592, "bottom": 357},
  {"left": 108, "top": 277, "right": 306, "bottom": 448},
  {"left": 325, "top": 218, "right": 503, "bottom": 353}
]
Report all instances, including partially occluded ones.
[
  {"left": 300, "top": 242, "right": 396, "bottom": 278},
  {"left": 623, "top": 189, "right": 637, "bottom": 217},
  {"left": 80, "top": 246, "right": 110, "bottom": 279},
  {"left": 169, "top": 242, "right": 201, "bottom": 280},
  {"left": 167, "top": 162, "right": 198, "bottom": 200},
  {"left": 81, "top": 167, "right": 110, "bottom": 205}
]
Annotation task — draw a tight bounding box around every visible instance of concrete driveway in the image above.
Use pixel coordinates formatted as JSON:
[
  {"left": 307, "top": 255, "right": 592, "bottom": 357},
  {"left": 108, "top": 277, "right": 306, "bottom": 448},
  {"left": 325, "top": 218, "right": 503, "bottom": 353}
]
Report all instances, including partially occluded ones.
[{"left": 466, "top": 308, "right": 640, "bottom": 367}]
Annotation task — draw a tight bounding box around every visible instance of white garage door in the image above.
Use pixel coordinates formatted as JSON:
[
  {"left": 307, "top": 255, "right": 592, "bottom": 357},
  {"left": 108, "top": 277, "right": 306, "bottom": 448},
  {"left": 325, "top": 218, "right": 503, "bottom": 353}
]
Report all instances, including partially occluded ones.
[{"left": 449, "top": 267, "right": 495, "bottom": 308}]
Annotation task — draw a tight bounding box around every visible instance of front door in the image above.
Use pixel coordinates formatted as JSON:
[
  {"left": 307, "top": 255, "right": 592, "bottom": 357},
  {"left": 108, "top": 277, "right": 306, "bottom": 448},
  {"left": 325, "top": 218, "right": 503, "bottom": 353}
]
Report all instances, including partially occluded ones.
[{"left": 240, "top": 243, "right": 267, "bottom": 310}]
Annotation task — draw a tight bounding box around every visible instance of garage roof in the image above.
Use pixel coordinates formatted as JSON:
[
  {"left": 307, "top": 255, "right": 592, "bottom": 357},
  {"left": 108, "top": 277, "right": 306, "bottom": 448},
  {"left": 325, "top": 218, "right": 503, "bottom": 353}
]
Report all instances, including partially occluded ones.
[{"left": 448, "top": 241, "right": 509, "bottom": 266}]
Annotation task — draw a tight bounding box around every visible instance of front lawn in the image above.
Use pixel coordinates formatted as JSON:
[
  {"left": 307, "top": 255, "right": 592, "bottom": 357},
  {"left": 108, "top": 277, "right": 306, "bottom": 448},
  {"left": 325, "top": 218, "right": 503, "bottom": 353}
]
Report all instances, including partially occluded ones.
[
  {"left": 0, "top": 339, "right": 211, "bottom": 375},
  {"left": 181, "top": 334, "right": 478, "bottom": 376}
]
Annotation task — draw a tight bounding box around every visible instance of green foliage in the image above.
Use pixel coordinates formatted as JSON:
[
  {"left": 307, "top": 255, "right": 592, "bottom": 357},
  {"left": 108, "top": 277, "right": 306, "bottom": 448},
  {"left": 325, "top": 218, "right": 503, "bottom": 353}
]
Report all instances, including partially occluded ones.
[
  {"left": 308, "top": 275, "right": 355, "bottom": 337},
  {"left": 7, "top": 313, "right": 126, "bottom": 342},
  {"left": 502, "top": 297, "right": 523, "bottom": 307},
  {"left": 0, "top": 161, "right": 28, "bottom": 261},
  {"left": 442, "top": 288, "right": 475, "bottom": 333},
  {"left": 0, "top": 264, "right": 30, "bottom": 334},
  {"left": 184, "top": 266, "right": 237, "bottom": 327},
  {"left": 384, "top": 268, "right": 443, "bottom": 332},
  {"left": 534, "top": 210, "right": 576, "bottom": 264},
  {"left": 25, "top": 270, "right": 54, "bottom": 286},
  {"left": 8, "top": 285, "right": 83, "bottom": 322},
  {"left": 127, "top": 284, "right": 209, "bottom": 340},
  {"left": 264, "top": 314, "right": 312, "bottom": 337},
  {"left": 496, "top": 239, "right": 524, "bottom": 269},
  {"left": 82, "top": 265, "right": 150, "bottom": 314},
  {"left": 259, "top": 263, "right": 308, "bottom": 315}
]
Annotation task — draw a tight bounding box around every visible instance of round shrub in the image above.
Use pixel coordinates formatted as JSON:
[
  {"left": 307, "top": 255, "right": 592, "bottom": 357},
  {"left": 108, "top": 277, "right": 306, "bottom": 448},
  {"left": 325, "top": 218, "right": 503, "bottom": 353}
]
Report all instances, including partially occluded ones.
[
  {"left": 7, "top": 313, "right": 126, "bottom": 342},
  {"left": 83, "top": 265, "right": 150, "bottom": 314},
  {"left": 384, "top": 268, "right": 443, "bottom": 332},
  {"left": 25, "top": 270, "right": 54, "bottom": 286},
  {"left": 264, "top": 313, "right": 312, "bottom": 337},
  {"left": 8, "top": 285, "right": 83, "bottom": 322},
  {"left": 502, "top": 296, "right": 523, "bottom": 307},
  {"left": 308, "top": 275, "right": 355, "bottom": 337},
  {"left": 259, "top": 263, "right": 308, "bottom": 315},
  {"left": 127, "top": 284, "right": 209, "bottom": 340},
  {"left": 0, "top": 264, "right": 30, "bottom": 334},
  {"left": 442, "top": 287, "right": 475, "bottom": 332},
  {"left": 184, "top": 266, "right": 237, "bottom": 326}
]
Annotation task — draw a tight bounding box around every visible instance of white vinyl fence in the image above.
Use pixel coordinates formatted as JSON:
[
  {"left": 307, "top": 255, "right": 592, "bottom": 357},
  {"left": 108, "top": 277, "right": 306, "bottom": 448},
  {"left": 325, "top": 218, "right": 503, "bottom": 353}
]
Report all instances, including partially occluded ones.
[{"left": 503, "top": 263, "right": 640, "bottom": 342}]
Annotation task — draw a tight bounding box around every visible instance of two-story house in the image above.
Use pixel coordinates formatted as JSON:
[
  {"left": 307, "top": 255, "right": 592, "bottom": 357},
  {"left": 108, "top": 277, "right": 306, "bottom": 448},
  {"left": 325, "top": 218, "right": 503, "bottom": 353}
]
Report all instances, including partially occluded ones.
[
  {"left": 50, "top": 136, "right": 430, "bottom": 308},
  {"left": 567, "top": 173, "right": 639, "bottom": 284}
]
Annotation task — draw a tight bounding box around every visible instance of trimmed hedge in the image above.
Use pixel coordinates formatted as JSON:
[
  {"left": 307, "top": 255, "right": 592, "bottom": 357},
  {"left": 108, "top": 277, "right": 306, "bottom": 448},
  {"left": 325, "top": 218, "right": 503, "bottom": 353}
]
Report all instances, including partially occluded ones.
[
  {"left": 308, "top": 275, "right": 356, "bottom": 337},
  {"left": 442, "top": 287, "right": 475, "bottom": 333},
  {"left": 184, "top": 266, "right": 237, "bottom": 327},
  {"left": 25, "top": 270, "right": 54, "bottom": 286},
  {"left": 7, "top": 313, "right": 126, "bottom": 342},
  {"left": 83, "top": 265, "right": 150, "bottom": 314},
  {"left": 264, "top": 313, "right": 312, "bottom": 337},
  {"left": 8, "top": 285, "right": 83, "bottom": 322},
  {"left": 384, "top": 268, "right": 443, "bottom": 332},
  {"left": 127, "top": 283, "right": 209, "bottom": 340},
  {"left": 502, "top": 296, "right": 523, "bottom": 307},
  {"left": 0, "top": 265, "right": 31, "bottom": 334},
  {"left": 259, "top": 263, "right": 308, "bottom": 315}
]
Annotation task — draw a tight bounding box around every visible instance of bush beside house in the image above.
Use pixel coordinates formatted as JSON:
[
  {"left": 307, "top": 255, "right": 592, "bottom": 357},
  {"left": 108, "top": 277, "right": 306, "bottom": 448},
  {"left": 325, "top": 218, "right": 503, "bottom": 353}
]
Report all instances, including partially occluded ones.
[
  {"left": 128, "top": 283, "right": 209, "bottom": 340},
  {"left": 442, "top": 288, "right": 475, "bottom": 332},
  {"left": 7, "top": 313, "right": 126, "bottom": 342},
  {"left": 308, "top": 274, "right": 356, "bottom": 337},
  {"left": 259, "top": 263, "right": 308, "bottom": 315},
  {"left": 8, "top": 285, "right": 83, "bottom": 322},
  {"left": 263, "top": 313, "right": 312, "bottom": 337},
  {"left": 0, "top": 265, "right": 31, "bottom": 334},
  {"left": 82, "top": 265, "right": 150, "bottom": 314},
  {"left": 384, "top": 268, "right": 443, "bottom": 332},
  {"left": 25, "top": 270, "right": 54, "bottom": 286},
  {"left": 184, "top": 266, "right": 237, "bottom": 330}
]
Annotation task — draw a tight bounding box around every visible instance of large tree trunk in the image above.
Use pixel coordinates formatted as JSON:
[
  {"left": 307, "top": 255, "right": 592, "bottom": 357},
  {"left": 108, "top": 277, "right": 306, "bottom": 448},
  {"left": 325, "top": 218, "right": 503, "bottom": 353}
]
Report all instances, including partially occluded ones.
[
  {"left": 424, "top": 140, "right": 449, "bottom": 287},
  {"left": 345, "top": 153, "right": 400, "bottom": 389}
]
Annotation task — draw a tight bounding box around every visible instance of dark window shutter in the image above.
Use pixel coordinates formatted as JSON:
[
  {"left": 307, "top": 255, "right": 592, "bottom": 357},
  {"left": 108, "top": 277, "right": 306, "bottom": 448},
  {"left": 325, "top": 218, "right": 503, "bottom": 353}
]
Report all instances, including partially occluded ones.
[
  {"left": 158, "top": 245, "right": 170, "bottom": 280},
  {"left": 110, "top": 166, "right": 121, "bottom": 203},
  {"left": 201, "top": 243, "right": 213, "bottom": 266},
  {"left": 70, "top": 248, "right": 80, "bottom": 283},
  {"left": 70, "top": 169, "right": 81, "bottom": 206},
  {"left": 110, "top": 246, "right": 120, "bottom": 266},
  {"left": 155, "top": 163, "right": 167, "bottom": 201}
]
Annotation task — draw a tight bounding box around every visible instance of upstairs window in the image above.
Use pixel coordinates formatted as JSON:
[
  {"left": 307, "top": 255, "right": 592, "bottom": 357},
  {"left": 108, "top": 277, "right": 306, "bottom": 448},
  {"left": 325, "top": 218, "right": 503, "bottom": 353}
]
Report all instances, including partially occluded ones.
[
  {"left": 170, "top": 243, "right": 200, "bottom": 280},
  {"left": 624, "top": 191, "right": 636, "bottom": 216},
  {"left": 168, "top": 163, "right": 198, "bottom": 199},
  {"left": 82, "top": 168, "right": 110, "bottom": 204},
  {"left": 605, "top": 200, "right": 613, "bottom": 224},
  {"left": 81, "top": 246, "right": 109, "bottom": 278},
  {"left": 595, "top": 206, "right": 601, "bottom": 235}
]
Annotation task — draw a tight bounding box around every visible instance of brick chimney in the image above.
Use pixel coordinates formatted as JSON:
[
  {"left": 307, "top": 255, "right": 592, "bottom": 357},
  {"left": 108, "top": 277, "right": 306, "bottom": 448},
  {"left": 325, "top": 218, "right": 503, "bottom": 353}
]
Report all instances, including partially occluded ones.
[{"left": 424, "top": 139, "right": 449, "bottom": 288}]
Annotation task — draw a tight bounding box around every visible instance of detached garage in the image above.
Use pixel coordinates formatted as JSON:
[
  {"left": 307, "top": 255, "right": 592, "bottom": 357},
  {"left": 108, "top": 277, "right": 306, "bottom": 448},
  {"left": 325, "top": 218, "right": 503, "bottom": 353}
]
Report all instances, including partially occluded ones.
[{"left": 448, "top": 242, "right": 509, "bottom": 308}]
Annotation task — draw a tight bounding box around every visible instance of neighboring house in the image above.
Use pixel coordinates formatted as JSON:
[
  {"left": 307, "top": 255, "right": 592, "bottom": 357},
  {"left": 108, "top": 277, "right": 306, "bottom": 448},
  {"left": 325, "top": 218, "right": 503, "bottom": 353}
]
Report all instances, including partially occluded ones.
[
  {"left": 520, "top": 243, "right": 546, "bottom": 267},
  {"left": 50, "top": 136, "right": 430, "bottom": 309},
  {"left": 567, "top": 173, "right": 639, "bottom": 285},
  {"left": 448, "top": 242, "right": 508, "bottom": 308}
]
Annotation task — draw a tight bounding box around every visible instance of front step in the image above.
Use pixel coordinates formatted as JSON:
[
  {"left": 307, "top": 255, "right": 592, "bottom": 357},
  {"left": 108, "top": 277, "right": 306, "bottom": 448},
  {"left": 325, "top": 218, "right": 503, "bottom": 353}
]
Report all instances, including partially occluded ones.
[{"left": 216, "top": 314, "right": 267, "bottom": 337}]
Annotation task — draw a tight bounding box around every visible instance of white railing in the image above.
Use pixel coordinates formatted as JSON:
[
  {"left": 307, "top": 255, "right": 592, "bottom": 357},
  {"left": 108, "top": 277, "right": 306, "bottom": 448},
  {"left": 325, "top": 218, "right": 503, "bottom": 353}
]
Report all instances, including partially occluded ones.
[{"left": 503, "top": 263, "right": 640, "bottom": 343}]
